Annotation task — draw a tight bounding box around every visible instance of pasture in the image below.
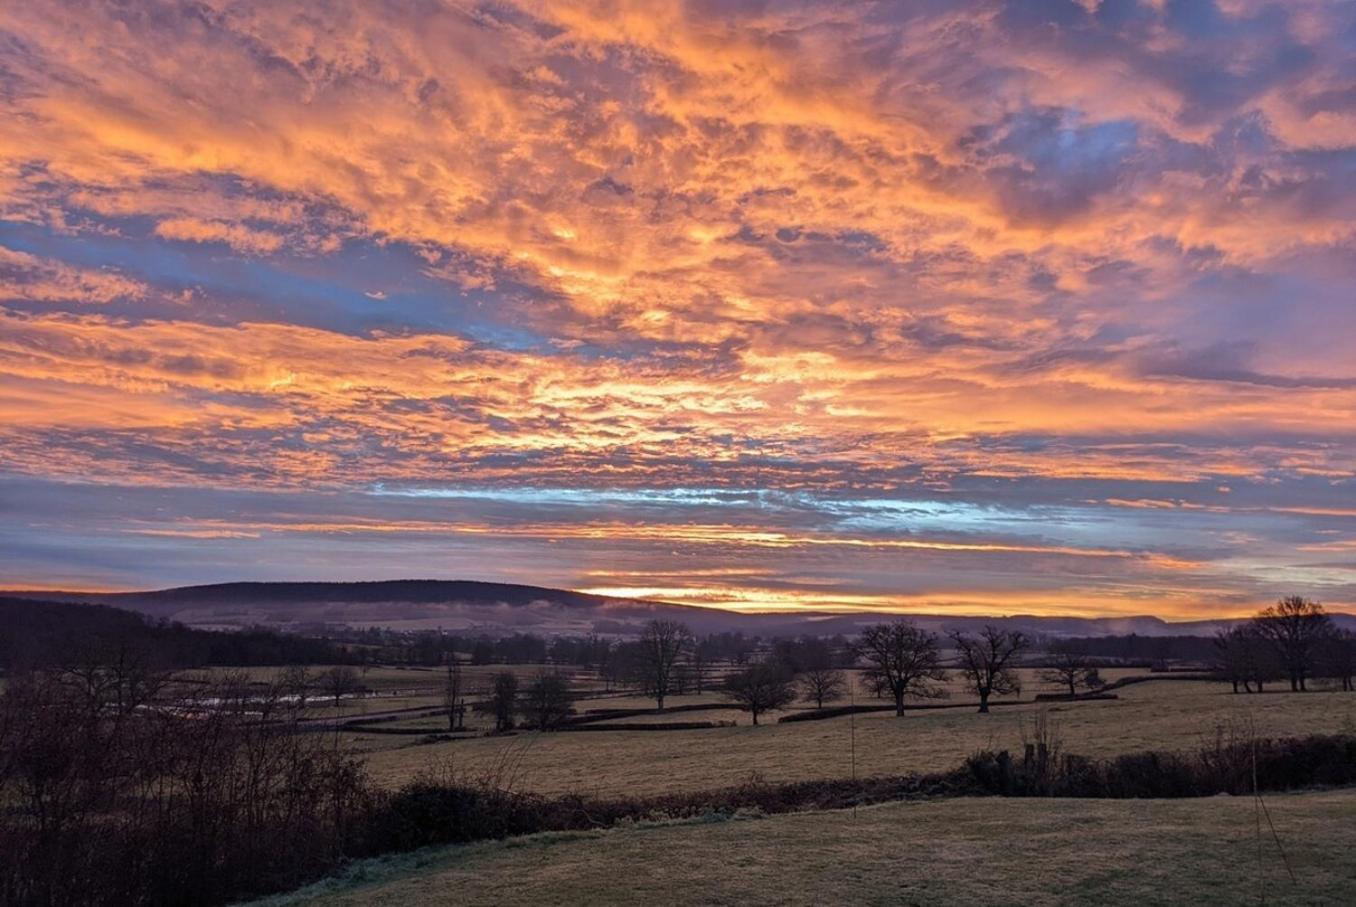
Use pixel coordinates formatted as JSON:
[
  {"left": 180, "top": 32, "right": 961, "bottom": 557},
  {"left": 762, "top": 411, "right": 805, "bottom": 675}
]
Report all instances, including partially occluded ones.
[
  {"left": 348, "top": 673, "right": 1356, "bottom": 797},
  {"left": 254, "top": 788, "right": 1356, "bottom": 906}
]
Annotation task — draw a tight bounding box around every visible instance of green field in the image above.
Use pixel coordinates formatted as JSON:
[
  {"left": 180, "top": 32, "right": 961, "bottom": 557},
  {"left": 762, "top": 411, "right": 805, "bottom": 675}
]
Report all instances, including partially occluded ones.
[{"left": 253, "top": 788, "right": 1356, "bottom": 906}]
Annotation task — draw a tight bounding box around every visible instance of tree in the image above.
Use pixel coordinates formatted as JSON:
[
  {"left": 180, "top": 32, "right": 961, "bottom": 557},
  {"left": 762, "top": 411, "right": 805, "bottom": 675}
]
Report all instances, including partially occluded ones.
[
  {"left": 724, "top": 661, "right": 797, "bottom": 725},
  {"left": 1039, "top": 641, "right": 1100, "bottom": 698},
  {"left": 1212, "top": 625, "right": 1280, "bottom": 693},
  {"left": 798, "top": 667, "right": 846, "bottom": 708},
  {"left": 855, "top": 621, "right": 947, "bottom": 717},
  {"left": 1252, "top": 596, "right": 1334, "bottom": 692},
  {"left": 636, "top": 620, "right": 692, "bottom": 711},
  {"left": 599, "top": 644, "right": 629, "bottom": 691},
  {"left": 521, "top": 672, "right": 573, "bottom": 730},
  {"left": 688, "top": 652, "right": 712, "bottom": 694},
  {"left": 278, "top": 664, "right": 310, "bottom": 711},
  {"left": 57, "top": 635, "right": 169, "bottom": 719},
  {"left": 320, "top": 666, "right": 361, "bottom": 707},
  {"left": 949, "top": 626, "right": 1029, "bottom": 713},
  {"left": 672, "top": 663, "right": 692, "bottom": 696},
  {"left": 442, "top": 662, "right": 466, "bottom": 731},
  {"left": 772, "top": 636, "right": 834, "bottom": 673},
  {"left": 1321, "top": 630, "right": 1355, "bottom": 692},
  {"left": 482, "top": 672, "right": 519, "bottom": 732}
]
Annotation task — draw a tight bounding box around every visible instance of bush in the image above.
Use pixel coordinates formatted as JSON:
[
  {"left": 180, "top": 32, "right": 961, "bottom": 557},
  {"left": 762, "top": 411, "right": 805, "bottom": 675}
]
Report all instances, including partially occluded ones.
[{"left": 965, "top": 734, "right": 1356, "bottom": 799}]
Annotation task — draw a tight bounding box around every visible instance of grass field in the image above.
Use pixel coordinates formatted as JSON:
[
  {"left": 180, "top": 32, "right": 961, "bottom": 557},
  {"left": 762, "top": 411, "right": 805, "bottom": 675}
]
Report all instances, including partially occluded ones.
[
  {"left": 356, "top": 679, "right": 1356, "bottom": 796},
  {"left": 253, "top": 788, "right": 1356, "bottom": 906}
]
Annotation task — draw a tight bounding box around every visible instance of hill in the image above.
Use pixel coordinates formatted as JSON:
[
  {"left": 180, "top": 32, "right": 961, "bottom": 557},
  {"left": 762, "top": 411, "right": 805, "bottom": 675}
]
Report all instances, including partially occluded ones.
[{"left": 9, "top": 580, "right": 1355, "bottom": 638}]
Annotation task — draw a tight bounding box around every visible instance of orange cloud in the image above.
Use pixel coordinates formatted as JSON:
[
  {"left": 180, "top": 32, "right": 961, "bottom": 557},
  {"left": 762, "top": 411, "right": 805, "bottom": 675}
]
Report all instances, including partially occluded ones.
[
  {"left": 1, "top": 1, "right": 1353, "bottom": 616},
  {"left": 153, "top": 218, "right": 284, "bottom": 254}
]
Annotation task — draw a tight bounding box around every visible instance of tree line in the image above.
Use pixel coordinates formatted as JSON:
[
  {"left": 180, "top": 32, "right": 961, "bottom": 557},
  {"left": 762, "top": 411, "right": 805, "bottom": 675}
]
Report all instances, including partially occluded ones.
[
  {"left": 1213, "top": 596, "right": 1355, "bottom": 693},
  {"left": 0, "top": 597, "right": 350, "bottom": 672}
]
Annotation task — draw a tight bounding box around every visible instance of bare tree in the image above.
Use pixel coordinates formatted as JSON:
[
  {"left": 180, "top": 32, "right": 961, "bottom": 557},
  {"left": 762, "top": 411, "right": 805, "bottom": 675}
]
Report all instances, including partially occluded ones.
[
  {"left": 689, "top": 652, "right": 712, "bottom": 694},
  {"left": 442, "top": 661, "right": 466, "bottom": 731},
  {"left": 1039, "top": 641, "right": 1100, "bottom": 698},
  {"left": 480, "top": 672, "right": 519, "bottom": 732},
  {"left": 1252, "top": 596, "right": 1334, "bottom": 692},
  {"left": 798, "top": 667, "right": 846, "bottom": 708},
  {"left": 599, "top": 645, "right": 628, "bottom": 692},
  {"left": 277, "top": 665, "right": 311, "bottom": 712},
  {"left": 724, "top": 661, "right": 797, "bottom": 725},
  {"left": 1212, "top": 625, "right": 1280, "bottom": 693},
  {"left": 57, "top": 635, "right": 169, "bottom": 719},
  {"left": 637, "top": 620, "right": 692, "bottom": 711},
  {"left": 949, "top": 626, "right": 1029, "bottom": 713},
  {"left": 0, "top": 664, "right": 369, "bottom": 905},
  {"left": 672, "top": 663, "right": 692, "bottom": 696},
  {"left": 319, "top": 666, "right": 362, "bottom": 707},
  {"left": 521, "top": 671, "right": 573, "bottom": 730},
  {"left": 855, "top": 621, "right": 947, "bottom": 716},
  {"left": 1322, "top": 629, "right": 1355, "bottom": 692}
]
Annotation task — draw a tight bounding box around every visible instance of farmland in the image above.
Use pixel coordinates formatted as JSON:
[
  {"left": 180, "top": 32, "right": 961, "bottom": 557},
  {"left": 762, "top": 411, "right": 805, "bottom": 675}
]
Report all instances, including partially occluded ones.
[
  {"left": 255, "top": 788, "right": 1356, "bottom": 906},
  {"left": 338, "top": 672, "right": 1356, "bottom": 797},
  {"left": 7, "top": 599, "right": 1355, "bottom": 906}
]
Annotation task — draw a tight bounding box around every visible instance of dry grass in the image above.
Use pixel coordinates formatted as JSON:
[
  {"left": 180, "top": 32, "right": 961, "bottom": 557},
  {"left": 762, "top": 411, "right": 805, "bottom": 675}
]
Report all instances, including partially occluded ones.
[
  {"left": 184, "top": 663, "right": 600, "bottom": 692},
  {"left": 252, "top": 788, "right": 1356, "bottom": 906},
  {"left": 358, "top": 680, "right": 1356, "bottom": 796}
]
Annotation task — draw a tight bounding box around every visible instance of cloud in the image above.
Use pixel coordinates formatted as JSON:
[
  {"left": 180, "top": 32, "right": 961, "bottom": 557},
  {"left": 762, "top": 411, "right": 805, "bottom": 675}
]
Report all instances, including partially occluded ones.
[
  {"left": 153, "top": 218, "right": 284, "bottom": 254},
  {"left": 0, "top": 245, "right": 145, "bottom": 304},
  {"left": 0, "top": 0, "right": 1353, "bottom": 613}
]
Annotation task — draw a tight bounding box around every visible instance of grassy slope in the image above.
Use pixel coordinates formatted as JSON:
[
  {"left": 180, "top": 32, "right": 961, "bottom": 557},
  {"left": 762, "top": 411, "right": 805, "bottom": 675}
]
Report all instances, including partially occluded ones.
[
  {"left": 252, "top": 788, "right": 1356, "bottom": 906},
  {"left": 359, "top": 681, "right": 1356, "bottom": 795}
]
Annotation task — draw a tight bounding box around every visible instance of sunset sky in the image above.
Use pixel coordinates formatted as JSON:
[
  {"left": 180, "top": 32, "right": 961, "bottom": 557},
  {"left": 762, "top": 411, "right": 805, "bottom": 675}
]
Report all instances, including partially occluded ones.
[{"left": 2, "top": 1, "right": 1355, "bottom": 618}]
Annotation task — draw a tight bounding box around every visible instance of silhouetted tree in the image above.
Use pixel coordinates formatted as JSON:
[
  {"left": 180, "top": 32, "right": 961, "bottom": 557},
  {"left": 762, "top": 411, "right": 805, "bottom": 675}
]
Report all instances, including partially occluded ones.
[
  {"left": 689, "top": 652, "right": 712, "bottom": 694},
  {"left": 57, "top": 634, "right": 170, "bottom": 719},
  {"left": 0, "top": 662, "right": 368, "bottom": 906},
  {"left": 320, "top": 665, "right": 361, "bottom": 706},
  {"left": 442, "top": 662, "right": 466, "bottom": 731},
  {"left": 1252, "top": 596, "right": 1334, "bottom": 692},
  {"left": 672, "top": 662, "right": 693, "bottom": 695},
  {"left": 637, "top": 620, "right": 692, "bottom": 711},
  {"left": 798, "top": 667, "right": 846, "bottom": 708},
  {"left": 724, "top": 661, "right": 797, "bottom": 725},
  {"left": 1212, "top": 625, "right": 1280, "bottom": 693},
  {"left": 599, "top": 643, "right": 629, "bottom": 691},
  {"left": 1322, "top": 629, "right": 1355, "bottom": 692},
  {"left": 521, "top": 672, "right": 572, "bottom": 730},
  {"left": 483, "top": 672, "right": 519, "bottom": 732},
  {"left": 470, "top": 638, "right": 495, "bottom": 665},
  {"left": 277, "top": 664, "right": 310, "bottom": 713},
  {"left": 771, "top": 636, "right": 834, "bottom": 673},
  {"left": 1039, "top": 641, "right": 1099, "bottom": 698},
  {"left": 950, "top": 626, "right": 1029, "bottom": 713},
  {"left": 855, "top": 621, "right": 947, "bottom": 716}
]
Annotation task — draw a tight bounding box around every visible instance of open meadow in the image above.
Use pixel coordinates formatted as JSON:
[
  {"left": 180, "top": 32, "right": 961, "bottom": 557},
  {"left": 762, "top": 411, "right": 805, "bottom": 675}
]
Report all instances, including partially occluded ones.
[
  {"left": 254, "top": 788, "right": 1356, "bottom": 906},
  {"left": 348, "top": 675, "right": 1356, "bottom": 797}
]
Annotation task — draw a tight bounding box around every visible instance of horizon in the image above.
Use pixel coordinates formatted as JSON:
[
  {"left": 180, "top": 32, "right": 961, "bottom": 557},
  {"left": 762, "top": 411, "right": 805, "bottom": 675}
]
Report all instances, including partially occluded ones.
[
  {"left": 3, "top": 2, "right": 1355, "bottom": 619},
  {"left": 6, "top": 576, "right": 1356, "bottom": 626}
]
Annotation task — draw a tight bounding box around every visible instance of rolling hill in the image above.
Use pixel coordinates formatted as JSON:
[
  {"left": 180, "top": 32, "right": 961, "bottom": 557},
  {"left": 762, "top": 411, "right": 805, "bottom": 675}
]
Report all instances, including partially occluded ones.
[{"left": 10, "top": 580, "right": 1354, "bottom": 638}]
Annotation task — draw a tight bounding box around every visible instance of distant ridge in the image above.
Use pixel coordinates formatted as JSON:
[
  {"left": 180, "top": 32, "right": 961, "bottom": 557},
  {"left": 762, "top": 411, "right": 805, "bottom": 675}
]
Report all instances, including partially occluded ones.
[
  {"left": 50, "top": 579, "right": 621, "bottom": 609},
  {"left": 9, "top": 579, "right": 1355, "bottom": 638}
]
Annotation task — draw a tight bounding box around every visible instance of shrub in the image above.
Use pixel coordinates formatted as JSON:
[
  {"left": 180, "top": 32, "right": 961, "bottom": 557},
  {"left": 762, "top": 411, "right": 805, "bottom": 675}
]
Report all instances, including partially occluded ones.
[{"left": 965, "top": 734, "right": 1356, "bottom": 799}]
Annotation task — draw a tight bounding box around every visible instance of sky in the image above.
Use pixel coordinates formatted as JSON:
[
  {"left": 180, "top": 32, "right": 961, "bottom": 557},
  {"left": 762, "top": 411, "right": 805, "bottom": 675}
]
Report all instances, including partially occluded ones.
[{"left": 1, "top": 0, "right": 1355, "bottom": 618}]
